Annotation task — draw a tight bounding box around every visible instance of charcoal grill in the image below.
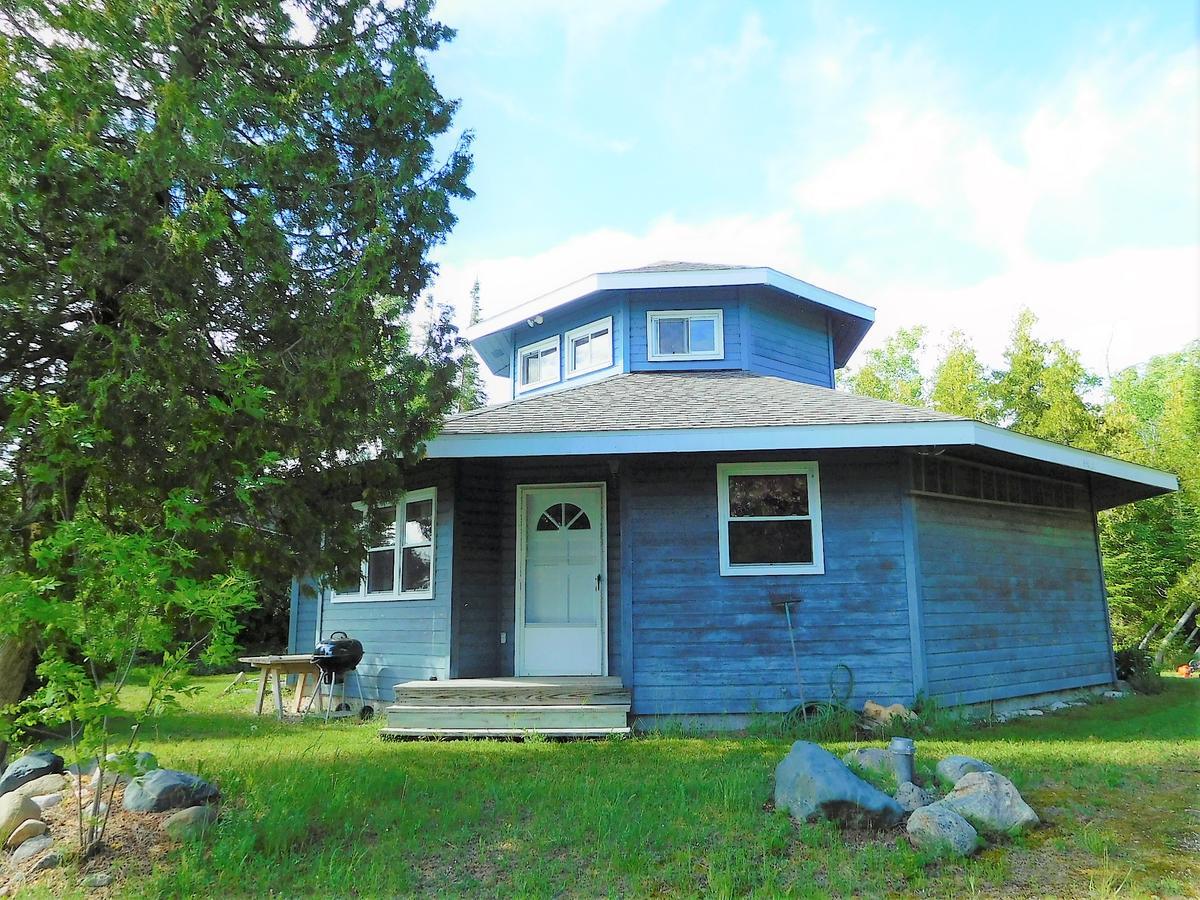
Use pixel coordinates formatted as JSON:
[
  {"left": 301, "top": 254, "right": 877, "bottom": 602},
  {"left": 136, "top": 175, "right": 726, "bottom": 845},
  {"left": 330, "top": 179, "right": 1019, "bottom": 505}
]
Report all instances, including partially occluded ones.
[{"left": 304, "top": 632, "right": 371, "bottom": 721}]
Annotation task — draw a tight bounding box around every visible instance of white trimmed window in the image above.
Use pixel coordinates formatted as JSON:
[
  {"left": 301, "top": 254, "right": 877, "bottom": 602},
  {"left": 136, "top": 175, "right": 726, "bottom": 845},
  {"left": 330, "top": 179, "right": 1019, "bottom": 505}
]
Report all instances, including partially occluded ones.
[
  {"left": 516, "top": 335, "right": 560, "bottom": 392},
  {"left": 332, "top": 488, "right": 437, "bottom": 601},
  {"left": 565, "top": 317, "right": 613, "bottom": 377},
  {"left": 647, "top": 309, "right": 723, "bottom": 361},
  {"left": 716, "top": 462, "right": 824, "bottom": 576}
]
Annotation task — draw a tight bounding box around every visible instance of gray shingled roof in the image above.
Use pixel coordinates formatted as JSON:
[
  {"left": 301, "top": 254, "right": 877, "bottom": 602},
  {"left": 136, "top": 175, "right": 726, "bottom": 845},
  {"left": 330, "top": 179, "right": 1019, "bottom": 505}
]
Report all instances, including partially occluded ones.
[
  {"left": 441, "top": 371, "right": 964, "bottom": 435},
  {"left": 608, "top": 261, "right": 740, "bottom": 274}
]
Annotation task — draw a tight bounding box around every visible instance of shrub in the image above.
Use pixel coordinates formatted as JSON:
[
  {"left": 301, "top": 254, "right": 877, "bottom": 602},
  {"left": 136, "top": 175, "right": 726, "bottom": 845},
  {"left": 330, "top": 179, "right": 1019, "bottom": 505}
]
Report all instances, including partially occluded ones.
[
  {"left": 1114, "top": 646, "right": 1153, "bottom": 680},
  {"left": 1127, "top": 671, "right": 1166, "bottom": 694}
]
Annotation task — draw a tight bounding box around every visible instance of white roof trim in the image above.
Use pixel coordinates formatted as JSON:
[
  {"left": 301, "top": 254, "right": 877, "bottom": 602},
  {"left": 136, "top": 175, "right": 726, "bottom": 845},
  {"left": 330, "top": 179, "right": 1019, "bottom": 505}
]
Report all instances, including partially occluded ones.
[
  {"left": 425, "top": 419, "right": 1177, "bottom": 493},
  {"left": 465, "top": 266, "right": 876, "bottom": 343}
]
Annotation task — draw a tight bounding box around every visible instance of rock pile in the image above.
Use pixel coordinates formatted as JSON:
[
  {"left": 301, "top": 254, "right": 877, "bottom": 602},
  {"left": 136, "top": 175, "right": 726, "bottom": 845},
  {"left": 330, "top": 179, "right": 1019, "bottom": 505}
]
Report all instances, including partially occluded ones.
[{"left": 1, "top": 746, "right": 221, "bottom": 893}]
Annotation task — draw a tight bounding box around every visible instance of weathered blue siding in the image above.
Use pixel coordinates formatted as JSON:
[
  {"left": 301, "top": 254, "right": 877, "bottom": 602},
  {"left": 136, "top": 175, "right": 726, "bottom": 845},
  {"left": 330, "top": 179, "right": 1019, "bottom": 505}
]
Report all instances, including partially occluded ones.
[
  {"left": 313, "top": 463, "right": 455, "bottom": 702},
  {"left": 628, "top": 288, "right": 743, "bottom": 372},
  {"left": 745, "top": 294, "right": 833, "bottom": 387},
  {"left": 624, "top": 450, "right": 914, "bottom": 717},
  {"left": 288, "top": 577, "right": 320, "bottom": 653},
  {"left": 509, "top": 294, "right": 625, "bottom": 400},
  {"left": 449, "top": 461, "right": 502, "bottom": 678},
  {"left": 914, "top": 494, "right": 1114, "bottom": 705}
]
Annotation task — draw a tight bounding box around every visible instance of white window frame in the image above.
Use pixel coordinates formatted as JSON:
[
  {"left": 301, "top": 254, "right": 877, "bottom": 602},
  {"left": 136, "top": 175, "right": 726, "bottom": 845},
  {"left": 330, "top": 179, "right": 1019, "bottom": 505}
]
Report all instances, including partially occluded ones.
[
  {"left": 716, "top": 462, "right": 824, "bottom": 576},
  {"left": 646, "top": 309, "right": 724, "bottom": 362},
  {"left": 516, "top": 335, "right": 561, "bottom": 393},
  {"left": 331, "top": 487, "right": 437, "bottom": 602},
  {"left": 564, "top": 316, "right": 614, "bottom": 378}
]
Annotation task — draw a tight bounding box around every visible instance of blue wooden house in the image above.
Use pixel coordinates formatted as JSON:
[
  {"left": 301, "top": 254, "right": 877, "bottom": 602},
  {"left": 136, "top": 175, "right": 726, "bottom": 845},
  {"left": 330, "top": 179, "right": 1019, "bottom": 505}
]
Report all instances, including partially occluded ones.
[{"left": 287, "top": 262, "right": 1177, "bottom": 735}]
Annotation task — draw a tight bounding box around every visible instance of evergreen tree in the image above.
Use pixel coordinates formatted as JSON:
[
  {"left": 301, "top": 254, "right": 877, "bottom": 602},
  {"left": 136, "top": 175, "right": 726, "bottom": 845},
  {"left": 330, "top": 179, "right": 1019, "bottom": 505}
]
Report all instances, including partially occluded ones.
[
  {"left": 0, "top": 0, "right": 472, "bottom": 729},
  {"left": 456, "top": 279, "right": 487, "bottom": 412}
]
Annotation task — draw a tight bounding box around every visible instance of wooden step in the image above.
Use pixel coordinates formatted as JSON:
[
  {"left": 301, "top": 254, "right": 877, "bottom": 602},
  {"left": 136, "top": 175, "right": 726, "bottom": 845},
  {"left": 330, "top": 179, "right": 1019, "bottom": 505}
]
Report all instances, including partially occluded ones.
[
  {"left": 393, "top": 677, "right": 630, "bottom": 708},
  {"left": 385, "top": 703, "right": 630, "bottom": 732},
  {"left": 381, "top": 725, "right": 631, "bottom": 739}
]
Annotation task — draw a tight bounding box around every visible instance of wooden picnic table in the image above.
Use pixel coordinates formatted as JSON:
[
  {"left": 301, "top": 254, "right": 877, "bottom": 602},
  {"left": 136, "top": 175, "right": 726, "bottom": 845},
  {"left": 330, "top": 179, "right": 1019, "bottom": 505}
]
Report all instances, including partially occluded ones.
[{"left": 239, "top": 654, "right": 323, "bottom": 719}]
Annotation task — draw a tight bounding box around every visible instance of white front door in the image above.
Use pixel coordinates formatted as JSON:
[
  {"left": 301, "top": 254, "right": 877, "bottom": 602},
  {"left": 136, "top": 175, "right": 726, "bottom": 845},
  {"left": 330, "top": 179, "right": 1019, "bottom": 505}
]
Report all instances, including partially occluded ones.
[{"left": 517, "top": 484, "right": 607, "bottom": 676}]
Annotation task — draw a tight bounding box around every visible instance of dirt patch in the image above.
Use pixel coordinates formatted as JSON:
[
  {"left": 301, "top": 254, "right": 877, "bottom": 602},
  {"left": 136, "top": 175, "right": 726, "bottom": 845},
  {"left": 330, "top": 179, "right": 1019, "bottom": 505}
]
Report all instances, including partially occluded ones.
[{"left": 2, "top": 777, "right": 185, "bottom": 896}]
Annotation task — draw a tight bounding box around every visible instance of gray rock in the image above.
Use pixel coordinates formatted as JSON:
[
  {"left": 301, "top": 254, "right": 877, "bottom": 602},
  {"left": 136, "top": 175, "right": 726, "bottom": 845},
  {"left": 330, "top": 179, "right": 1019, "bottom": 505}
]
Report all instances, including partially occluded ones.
[
  {"left": 0, "top": 793, "right": 39, "bottom": 846},
  {"left": 1021, "top": 709, "right": 1044, "bottom": 717},
  {"left": 7, "top": 773, "right": 67, "bottom": 801},
  {"left": 10, "top": 833, "right": 52, "bottom": 865},
  {"left": 28, "top": 850, "right": 61, "bottom": 874},
  {"left": 90, "top": 770, "right": 129, "bottom": 792},
  {"left": 0, "top": 751, "right": 63, "bottom": 797},
  {"left": 907, "top": 802, "right": 979, "bottom": 855},
  {"left": 81, "top": 872, "right": 113, "bottom": 889},
  {"left": 1048, "top": 701, "right": 1070, "bottom": 711},
  {"left": 105, "top": 751, "right": 159, "bottom": 775},
  {"left": 894, "top": 781, "right": 934, "bottom": 812},
  {"left": 940, "top": 771, "right": 1039, "bottom": 835},
  {"left": 1102, "top": 690, "right": 1127, "bottom": 699},
  {"left": 4, "top": 818, "right": 47, "bottom": 849},
  {"left": 842, "top": 748, "right": 894, "bottom": 777},
  {"left": 123, "top": 769, "right": 218, "bottom": 813},
  {"left": 162, "top": 804, "right": 218, "bottom": 840},
  {"left": 774, "top": 740, "right": 905, "bottom": 829},
  {"left": 66, "top": 758, "right": 99, "bottom": 778},
  {"left": 936, "top": 755, "right": 994, "bottom": 784},
  {"left": 32, "top": 793, "right": 62, "bottom": 812}
]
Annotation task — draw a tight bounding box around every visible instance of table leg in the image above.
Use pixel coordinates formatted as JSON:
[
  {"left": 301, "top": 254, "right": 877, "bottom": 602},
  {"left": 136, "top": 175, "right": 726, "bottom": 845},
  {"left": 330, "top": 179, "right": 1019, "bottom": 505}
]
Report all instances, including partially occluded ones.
[
  {"left": 292, "top": 671, "right": 308, "bottom": 714},
  {"left": 271, "top": 668, "right": 284, "bottom": 720},
  {"left": 254, "top": 669, "right": 268, "bottom": 716}
]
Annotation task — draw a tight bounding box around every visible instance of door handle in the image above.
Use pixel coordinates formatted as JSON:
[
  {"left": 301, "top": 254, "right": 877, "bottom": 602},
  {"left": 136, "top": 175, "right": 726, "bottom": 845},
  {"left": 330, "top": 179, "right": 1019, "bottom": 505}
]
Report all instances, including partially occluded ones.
[{"left": 596, "top": 573, "right": 602, "bottom": 591}]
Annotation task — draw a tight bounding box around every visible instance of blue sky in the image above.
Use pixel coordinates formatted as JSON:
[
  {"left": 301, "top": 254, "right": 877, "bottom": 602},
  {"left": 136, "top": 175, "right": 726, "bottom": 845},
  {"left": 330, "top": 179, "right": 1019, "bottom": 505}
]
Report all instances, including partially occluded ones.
[{"left": 424, "top": 0, "right": 1199, "bottom": 398}]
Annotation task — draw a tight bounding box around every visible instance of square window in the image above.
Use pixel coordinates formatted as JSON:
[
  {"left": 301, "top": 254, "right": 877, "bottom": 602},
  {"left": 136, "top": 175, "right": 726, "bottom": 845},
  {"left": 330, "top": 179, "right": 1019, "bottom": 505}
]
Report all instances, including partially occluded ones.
[
  {"left": 565, "top": 317, "right": 614, "bottom": 377},
  {"left": 647, "top": 310, "right": 724, "bottom": 361},
  {"left": 517, "top": 336, "right": 560, "bottom": 392},
  {"left": 331, "top": 488, "right": 437, "bottom": 601},
  {"left": 367, "top": 548, "right": 395, "bottom": 593},
  {"left": 717, "top": 462, "right": 824, "bottom": 576}
]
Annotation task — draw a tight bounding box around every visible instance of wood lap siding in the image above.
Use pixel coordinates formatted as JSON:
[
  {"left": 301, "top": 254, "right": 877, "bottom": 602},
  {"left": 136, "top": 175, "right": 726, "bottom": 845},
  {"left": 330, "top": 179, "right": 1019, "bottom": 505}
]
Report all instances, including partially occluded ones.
[
  {"left": 745, "top": 297, "right": 834, "bottom": 388},
  {"left": 628, "top": 288, "right": 742, "bottom": 371},
  {"left": 290, "top": 577, "right": 320, "bottom": 653},
  {"left": 317, "top": 463, "right": 455, "bottom": 702},
  {"left": 450, "top": 461, "right": 502, "bottom": 678},
  {"left": 915, "top": 496, "right": 1112, "bottom": 705},
  {"left": 627, "top": 451, "right": 913, "bottom": 716}
]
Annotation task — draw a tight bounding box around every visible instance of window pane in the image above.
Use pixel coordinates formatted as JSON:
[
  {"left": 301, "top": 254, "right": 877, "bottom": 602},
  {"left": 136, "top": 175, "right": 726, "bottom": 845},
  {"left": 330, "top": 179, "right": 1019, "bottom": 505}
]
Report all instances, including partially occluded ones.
[
  {"left": 522, "top": 352, "right": 540, "bottom": 384},
  {"left": 333, "top": 566, "right": 362, "bottom": 594},
  {"left": 571, "top": 334, "right": 591, "bottom": 370},
  {"left": 367, "top": 548, "right": 395, "bottom": 592},
  {"left": 368, "top": 505, "right": 396, "bottom": 548},
  {"left": 689, "top": 317, "right": 717, "bottom": 353},
  {"left": 401, "top": 546, "right": 432, "bottom": 592},
  {"left": 590, "top": 328, "right": 611, "bottom": 367},
  {"left": 656, "top": 318, "right": 687, "bottom": 355},
  {"left": 404, "top": 498, "right": 433, "bottom": 545},
  {"left": 728, "top": 474, "right": 809, "bottom": 517},
  {"left": 728, "top": 520, "right": 814, "bottom": 566}
]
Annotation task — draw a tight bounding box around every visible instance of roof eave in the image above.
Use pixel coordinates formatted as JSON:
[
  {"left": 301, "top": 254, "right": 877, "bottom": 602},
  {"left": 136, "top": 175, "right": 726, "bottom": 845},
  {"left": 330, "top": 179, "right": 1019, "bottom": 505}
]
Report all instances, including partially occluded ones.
[{"left": 425, "top": 419, "right": 1177, "bottom": 509}]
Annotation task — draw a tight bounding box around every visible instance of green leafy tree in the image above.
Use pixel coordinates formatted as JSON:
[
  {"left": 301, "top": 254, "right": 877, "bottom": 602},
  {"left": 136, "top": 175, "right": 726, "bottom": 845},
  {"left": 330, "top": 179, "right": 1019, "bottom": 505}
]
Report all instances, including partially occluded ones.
[
  {"left": 991, "top": 309, "right": 1101, "bottom": 448},
  {"left": 929, "top": 330, "right": 996, "bottom": 421},
  {"left": 457, "top": 279, "right": 488, "bottom": 412},
  {"left": 0, "top": 0, "right": 471, "bottom": 765},
  {"left": 840, "top": 326, "right": 927, "bottom": 406}
]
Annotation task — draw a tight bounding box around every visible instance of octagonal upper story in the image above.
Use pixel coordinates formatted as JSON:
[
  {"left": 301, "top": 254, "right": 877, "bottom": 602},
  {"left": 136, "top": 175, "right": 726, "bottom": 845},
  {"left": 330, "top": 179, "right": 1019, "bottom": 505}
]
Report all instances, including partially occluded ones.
[{"left": 464, "top": 262, "right": 876, "bottom": 401}]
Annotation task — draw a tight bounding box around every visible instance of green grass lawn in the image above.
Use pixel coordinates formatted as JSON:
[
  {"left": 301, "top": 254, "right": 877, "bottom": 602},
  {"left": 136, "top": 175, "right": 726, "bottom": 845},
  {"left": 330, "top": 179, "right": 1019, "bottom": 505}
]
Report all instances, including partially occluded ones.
[{"left": 20, "top": 676, "right": 1200, "bottom": 898}]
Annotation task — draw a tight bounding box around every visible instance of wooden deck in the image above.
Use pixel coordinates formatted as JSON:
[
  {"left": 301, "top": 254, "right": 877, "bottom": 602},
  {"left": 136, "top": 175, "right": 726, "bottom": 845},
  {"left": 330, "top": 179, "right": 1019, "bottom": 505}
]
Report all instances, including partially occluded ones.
[{"left": 382, "top": 676, "right": 631, "bottom": 737}]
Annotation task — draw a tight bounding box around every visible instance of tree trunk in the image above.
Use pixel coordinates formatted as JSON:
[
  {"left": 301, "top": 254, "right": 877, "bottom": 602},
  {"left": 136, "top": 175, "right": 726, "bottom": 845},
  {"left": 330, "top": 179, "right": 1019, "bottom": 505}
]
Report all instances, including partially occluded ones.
[
  {"left": 1185, "top": 625, "right": 1199, "bottom": 648},
  {"left": 0, "top": 634, "right": 35, "bottom": 770},
  {"left": 1137, "top": 623, "right": 1160, "bottom": 650},
  {"left": 1154, "top": 602, "right": 1199, "bottom": 667}
]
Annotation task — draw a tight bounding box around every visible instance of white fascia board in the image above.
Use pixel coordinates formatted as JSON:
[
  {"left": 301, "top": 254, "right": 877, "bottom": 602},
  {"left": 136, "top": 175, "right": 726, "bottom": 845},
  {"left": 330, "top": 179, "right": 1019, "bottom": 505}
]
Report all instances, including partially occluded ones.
[
  {"left": 425, "top": 419, "right": 1178, "bottom": 492},
  {"left": 464, "top": 267, "right": 876, "bottom": 344}
]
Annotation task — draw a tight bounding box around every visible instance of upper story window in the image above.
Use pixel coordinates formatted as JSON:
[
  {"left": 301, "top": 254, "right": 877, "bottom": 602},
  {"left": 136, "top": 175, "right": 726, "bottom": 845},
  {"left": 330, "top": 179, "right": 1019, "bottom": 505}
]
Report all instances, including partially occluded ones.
[
  {"left": 332, "top": 488, "right": 437, "bottom": 602},
  {"left": 647, "top": 309, "right": 724, "bottom": 361},
  {"left": 716, "top": 462, "right": 824, "bottom": 576},
  {"left": 565, "top": 317, "right": 613, "bottom": 378},
  {"left": 517, "top": 335, "right": 560, "bottom": 393}
]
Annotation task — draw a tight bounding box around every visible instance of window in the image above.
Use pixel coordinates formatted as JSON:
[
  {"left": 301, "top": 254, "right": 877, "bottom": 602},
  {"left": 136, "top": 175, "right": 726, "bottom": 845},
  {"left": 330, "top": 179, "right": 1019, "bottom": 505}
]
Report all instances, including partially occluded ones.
[
  {"left": 564, "top": 317, "right": 613, "bottom": 377},
  {"left": 647, "top": 309, "right": 724, "bottom": 361},
  {"left": 717, "top": 462, "right": 824, "bottom": 576},
  {"left": 516, "top": 335, "right": 560, "bottom": 392},
  {"left": 332, "top": 488, "right": 437, "bottom": 601},
  {"left": 910, "top": 455, "right": 1086, "bottom": 511}
]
